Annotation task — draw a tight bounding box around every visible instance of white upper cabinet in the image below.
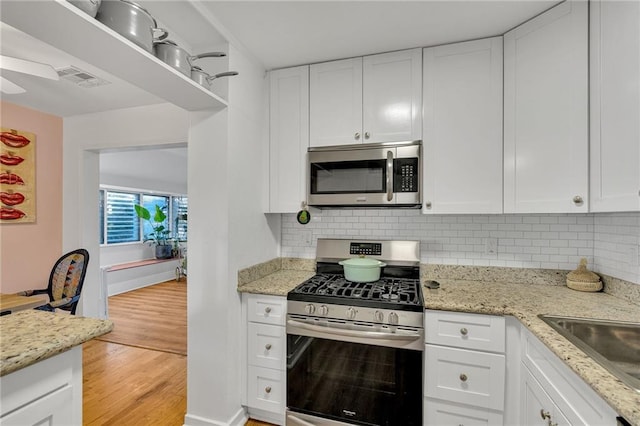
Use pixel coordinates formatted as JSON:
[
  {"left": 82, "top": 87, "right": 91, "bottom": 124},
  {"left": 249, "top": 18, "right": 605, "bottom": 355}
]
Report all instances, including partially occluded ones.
[
  {"left": 504, "top": 1, "right": 588, "bottom": 213},
  {"left": 362, "top": 49, "right": 423, "bottom": 144},
  {"left": 422, "top": 37, "right": 503, "bottom": 214},
  {"left": 268, "top": 66, "right": 309, "bottom": 213},
  {"left": 590, "top": 0, "right": 640, "bottom": 212},
  {"left": 310, "top": 49, "right": 422, "bottom": 146},
  {"left": 309, "top": 58, "right": 363, "bottom": 146}
]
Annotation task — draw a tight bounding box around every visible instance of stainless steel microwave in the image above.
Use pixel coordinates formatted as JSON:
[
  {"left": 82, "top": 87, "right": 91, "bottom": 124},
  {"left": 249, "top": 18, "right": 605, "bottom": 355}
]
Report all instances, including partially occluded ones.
[{"left": 307, "top": 140, "right": 422, "bottom": 208}]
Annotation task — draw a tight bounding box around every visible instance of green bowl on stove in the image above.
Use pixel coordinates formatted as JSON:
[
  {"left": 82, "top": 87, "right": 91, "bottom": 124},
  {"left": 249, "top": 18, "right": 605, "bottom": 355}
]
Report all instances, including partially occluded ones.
[{"left": 338, "top": 257, "right": 387, "bottom": 283}]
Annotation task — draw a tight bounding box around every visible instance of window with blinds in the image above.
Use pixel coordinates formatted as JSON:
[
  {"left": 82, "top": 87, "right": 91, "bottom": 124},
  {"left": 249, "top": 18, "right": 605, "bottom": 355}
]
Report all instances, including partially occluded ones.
[
  {"left": 99, "top": 189, "right": 188, "bottom": 245},
  {"left": 172, "top": 196, "right": 188, "bottom": 241},
  {"left": 105, "top": 191, "right": 140, "bottom": 244}
]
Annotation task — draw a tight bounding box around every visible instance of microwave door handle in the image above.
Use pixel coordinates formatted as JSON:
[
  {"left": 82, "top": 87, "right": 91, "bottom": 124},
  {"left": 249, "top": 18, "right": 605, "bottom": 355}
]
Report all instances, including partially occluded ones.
[{"left": 386, "top": 150, "right": 393, "bottom": 202}]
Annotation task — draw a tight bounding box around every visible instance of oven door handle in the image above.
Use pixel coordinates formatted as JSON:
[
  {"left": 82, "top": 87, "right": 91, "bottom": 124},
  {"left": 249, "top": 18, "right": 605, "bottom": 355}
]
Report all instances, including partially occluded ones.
[
  {"left": 287, "top": 414, "right": 316, "bottom": 426},
  {"left": 287, "top": 319, "right": 422, "bottom": 341}
]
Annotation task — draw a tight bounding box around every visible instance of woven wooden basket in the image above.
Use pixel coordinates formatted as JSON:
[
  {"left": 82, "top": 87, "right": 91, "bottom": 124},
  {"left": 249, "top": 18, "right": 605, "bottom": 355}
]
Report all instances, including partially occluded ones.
[{"left": 566, "top": 258, "right": 602, "bottom": 292}]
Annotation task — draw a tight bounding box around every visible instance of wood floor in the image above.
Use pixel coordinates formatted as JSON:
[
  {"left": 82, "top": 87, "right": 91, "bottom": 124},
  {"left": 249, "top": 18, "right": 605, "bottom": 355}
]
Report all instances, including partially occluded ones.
[
  {"left": 96, "top": 280, "right": 187, "bottom": 355},
  {"left": 83, "top": 279, "right": 276, "bottom": 426}
]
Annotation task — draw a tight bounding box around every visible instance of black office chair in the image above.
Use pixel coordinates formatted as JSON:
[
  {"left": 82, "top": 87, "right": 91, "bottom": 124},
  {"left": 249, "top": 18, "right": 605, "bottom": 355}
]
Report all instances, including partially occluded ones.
[{"left": 17, "top": 248, "right": 89, "bottom": 315}]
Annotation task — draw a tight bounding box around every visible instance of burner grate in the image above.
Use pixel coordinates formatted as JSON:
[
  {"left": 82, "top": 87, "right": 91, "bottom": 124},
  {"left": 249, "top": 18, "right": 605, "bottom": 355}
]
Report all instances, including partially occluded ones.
[{"left": 291, "top": 273, "right": 422, "bottom": 306}]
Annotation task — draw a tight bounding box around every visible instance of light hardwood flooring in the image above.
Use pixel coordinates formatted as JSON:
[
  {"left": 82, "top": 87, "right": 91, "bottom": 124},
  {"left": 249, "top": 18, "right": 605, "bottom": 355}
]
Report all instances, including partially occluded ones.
[{"left": 82, "top": 280, "right": 276, "bottom": 426}]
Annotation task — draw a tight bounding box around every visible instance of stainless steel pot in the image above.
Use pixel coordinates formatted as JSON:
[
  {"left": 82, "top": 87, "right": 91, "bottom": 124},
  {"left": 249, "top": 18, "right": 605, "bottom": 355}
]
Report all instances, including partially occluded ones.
[
  {"left": 190, "top": 67, "right": 238, "bottom": 90},
  {"left": 96, "top": 0, "right": 168, "bottom": 53},
  {"left": 68, "top": 0, "right": 102, "bottom": 17},
  {"left": 154, "top": 41, "right": 226, "bottom": 77}
]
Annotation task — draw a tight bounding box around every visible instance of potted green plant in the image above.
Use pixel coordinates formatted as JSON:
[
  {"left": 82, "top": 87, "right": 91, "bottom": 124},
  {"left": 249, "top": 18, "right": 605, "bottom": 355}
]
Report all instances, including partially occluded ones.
[{"left": 134, "top": 204, "right": 173, "bottom": 259}]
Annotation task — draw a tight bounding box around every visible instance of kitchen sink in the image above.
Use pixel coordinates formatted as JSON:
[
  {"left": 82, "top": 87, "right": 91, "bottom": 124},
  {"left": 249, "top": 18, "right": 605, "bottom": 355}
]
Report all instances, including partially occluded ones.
[{"left": 539, "top": 315, "right": 640, "bottom": 393}]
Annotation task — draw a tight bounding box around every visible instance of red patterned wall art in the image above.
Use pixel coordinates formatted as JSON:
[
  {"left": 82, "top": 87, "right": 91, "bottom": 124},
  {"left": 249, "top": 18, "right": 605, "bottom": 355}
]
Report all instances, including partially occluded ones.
[{"left": 0, "top": 127, "right": 36, "bottom": 223}]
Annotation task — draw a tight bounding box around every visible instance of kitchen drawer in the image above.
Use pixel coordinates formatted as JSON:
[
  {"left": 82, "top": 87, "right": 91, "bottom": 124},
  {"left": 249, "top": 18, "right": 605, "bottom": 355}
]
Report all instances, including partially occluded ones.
[
  {"left": 425, "top": 310, "right": 505, "bottom": 353},
  {"left": 425, "top": 344, "right": 505, "bottom": 410},
  {"left": 521, "top": 327, "right": 617, "bottom": 425},
  {"left": 247, "top": 365, "right": 285, "bottom": 414},
  {"left": 246, "top": 294, "right": 287, "bottom": 326},
  {"left": 248, "top": 322, "right": 286, "bottom": 370},
  {"left": 424, "top": 398, "right": 504, "bottom": 426}
]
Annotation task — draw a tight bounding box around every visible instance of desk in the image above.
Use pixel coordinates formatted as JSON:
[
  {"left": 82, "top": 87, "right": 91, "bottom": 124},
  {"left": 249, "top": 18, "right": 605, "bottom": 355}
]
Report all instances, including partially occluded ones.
[{"left": 0, "top": 294, "right": 48, "bottom": 315}]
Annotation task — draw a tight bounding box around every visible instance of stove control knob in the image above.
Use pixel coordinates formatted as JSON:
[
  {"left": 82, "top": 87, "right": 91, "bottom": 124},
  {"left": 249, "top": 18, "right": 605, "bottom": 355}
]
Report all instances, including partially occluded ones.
[
  {"left": 388, "top": 312, "right": 399, "bottom": 325},
  {"left": 346, "top": 307, "right": 357, "bottom": 320},
  {"left": 374, "top": 311, "right": 384, "bottom": 323},
  {"left": 305, "top": 304, "right": 316, "bottom": 315},
  {"left": 319, "top": 305, "right": 329, "bottom": 316}
]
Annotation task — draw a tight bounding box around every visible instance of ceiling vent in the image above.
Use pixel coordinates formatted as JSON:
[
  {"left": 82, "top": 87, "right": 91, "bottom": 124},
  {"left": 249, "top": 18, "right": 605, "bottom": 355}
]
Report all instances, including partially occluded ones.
[{"left": 56, "top": 66, "right": 111, "bottom": 88}]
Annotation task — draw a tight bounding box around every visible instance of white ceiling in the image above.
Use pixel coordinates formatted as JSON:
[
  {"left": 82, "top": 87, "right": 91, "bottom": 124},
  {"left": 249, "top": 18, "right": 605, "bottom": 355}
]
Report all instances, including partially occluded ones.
[
  {"left": 198, "top": 1, "right": 560, "bottom": 70},
  {"left": 0, "top": 0, "right": 559, "bottom": 117}
]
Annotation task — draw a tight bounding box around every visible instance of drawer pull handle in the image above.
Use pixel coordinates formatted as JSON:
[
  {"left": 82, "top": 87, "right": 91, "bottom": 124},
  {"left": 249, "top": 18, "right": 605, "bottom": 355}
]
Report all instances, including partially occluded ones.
[
  {"left": 459, "top": 373, "right": 468, "bottom": 382},
  {"left": 460, "top": 327, "right": 468, "bottom": 336},
  {"left": 265, "top": 386, "right": 272, "bottom": 394},
  {"left": 265, "top": 343, "right": 272, "bottom": 350},
  {"left": 540, "top": 409, "right": 551, "bottom": 420},
  {"left": 265, "top": 307, "right": 272, "bottom": 314}
]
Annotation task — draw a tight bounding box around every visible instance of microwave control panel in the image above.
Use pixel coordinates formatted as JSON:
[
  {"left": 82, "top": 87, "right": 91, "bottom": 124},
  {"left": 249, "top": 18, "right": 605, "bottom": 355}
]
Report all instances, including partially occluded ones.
[{"left": 393, "top": 158, "right": 419, "bottom": 193}]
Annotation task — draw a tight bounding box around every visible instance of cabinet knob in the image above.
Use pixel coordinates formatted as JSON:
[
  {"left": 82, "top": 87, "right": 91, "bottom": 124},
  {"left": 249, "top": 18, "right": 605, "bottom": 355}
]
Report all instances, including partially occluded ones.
[
  {"left": 354, "top": 132, "right": 361, "bottom": 140},
  {"left": 364, "top": 132, "right": 371, "bottom": 139},
  {"left": 459, "top": 373, "right": 468, "bottom": 382},
  {"left": 460, "top": 327, "right": 468, "bottom": 336},
  {"left": 265, "top": 343, "right": 272, "bottom": 350},
  {"left": 264, "top": 307, "right": 272, "bottom": 314},
  {"left": 265, "top": 386, "right": 272, "bottom": 394},
  {"left": 572, "top": 195, "right": 583, "bottom": 205},
  {"left": 425, "top": 201, "right": 432, "bottom": 209},
  {"left": 540, "top": 409, "right": 551, "bottom": 420}
]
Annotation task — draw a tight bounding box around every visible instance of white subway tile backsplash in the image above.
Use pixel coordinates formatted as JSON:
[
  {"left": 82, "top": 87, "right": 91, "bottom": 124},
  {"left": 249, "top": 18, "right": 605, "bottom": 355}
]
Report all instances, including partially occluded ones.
[{"left": 281, "top": 211, "right": 640, "bottom": 285}]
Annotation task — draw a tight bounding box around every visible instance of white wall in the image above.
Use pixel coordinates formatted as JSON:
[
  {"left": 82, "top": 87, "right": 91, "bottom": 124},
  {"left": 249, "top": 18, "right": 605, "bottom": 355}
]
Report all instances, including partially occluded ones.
[
  {"left": 63, "top": 103, "right": 190, "bottom": 318},
  {"left": 281, "top": 210, "right": 640, "bottom": 285},
  {"left": 185, "top": 44, "right": 277, "bottom": 426}
]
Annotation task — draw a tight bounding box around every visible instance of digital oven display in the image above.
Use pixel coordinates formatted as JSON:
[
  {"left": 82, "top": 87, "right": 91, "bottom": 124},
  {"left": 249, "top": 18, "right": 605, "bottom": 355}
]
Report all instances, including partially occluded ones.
[{"left": 349, "top": 242, "right": 382, "bottom": 256}]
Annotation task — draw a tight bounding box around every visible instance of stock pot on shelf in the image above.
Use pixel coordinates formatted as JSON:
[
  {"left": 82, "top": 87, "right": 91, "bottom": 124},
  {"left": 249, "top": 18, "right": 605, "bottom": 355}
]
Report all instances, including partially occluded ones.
[
  {"left": 96, "top": 0, "right": 168, "bottom": 52},
  {"left": 190, "top": 67, "right": 238, "bottom": 90},
  {"left": 154, "top": 41, "right": 226, "bottom": 77}
]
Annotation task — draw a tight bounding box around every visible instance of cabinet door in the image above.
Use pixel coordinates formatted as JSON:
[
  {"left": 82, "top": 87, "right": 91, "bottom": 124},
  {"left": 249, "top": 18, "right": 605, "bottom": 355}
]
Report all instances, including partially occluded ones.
[
  {"left": 268, "top": 66, "right": 309, "bottom": 213},
  {"left": 362, "top": 48, "right": 422, "bottom": 143},
  {"left": 590, "top": 0, "right": 640, "bottom": 212},
  {"left": 0, "top": 385, "right": 73, "bottom": 426},
  {"left": 424, "top": 398, "right": 504, "bottom": 426},
  {"left": 422, "top": 38, "right": 503, "bottom": 214},
  {"left": 521, "top": 366, "right": 570, "bottom": 426},
  {"left": 504, "top": 1, "right": 588, "bottom": 213},
  {"left": 310, "top": 58, "right": 363, "bottom": 146}
]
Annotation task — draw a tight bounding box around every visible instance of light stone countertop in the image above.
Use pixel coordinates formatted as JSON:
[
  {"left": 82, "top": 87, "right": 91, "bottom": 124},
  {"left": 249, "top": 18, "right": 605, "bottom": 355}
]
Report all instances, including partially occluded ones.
[
  {"left": 0, "top": 310, "right": 113, "bottom": 376},
  {"left": 237, "top": 259, "right": 640, "bottom": 425}
]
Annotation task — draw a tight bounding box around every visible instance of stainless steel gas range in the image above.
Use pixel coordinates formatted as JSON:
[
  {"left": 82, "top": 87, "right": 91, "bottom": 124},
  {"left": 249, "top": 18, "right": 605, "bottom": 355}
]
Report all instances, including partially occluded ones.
[{"left": 286, "top": 239, "right": 424, "bottom": 426}]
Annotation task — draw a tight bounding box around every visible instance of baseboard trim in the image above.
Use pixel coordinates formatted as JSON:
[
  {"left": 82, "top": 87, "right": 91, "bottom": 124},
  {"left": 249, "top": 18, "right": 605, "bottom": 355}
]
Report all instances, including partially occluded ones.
[{"left": 184, "top": 407, "right": 247, "bottom": 426}]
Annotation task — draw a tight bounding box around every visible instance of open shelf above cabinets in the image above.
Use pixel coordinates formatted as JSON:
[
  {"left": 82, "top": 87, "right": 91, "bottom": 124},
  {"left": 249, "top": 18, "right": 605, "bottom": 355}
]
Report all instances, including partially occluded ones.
[{"left": 1, "top": 0, "right": 228, "bottom": 112}]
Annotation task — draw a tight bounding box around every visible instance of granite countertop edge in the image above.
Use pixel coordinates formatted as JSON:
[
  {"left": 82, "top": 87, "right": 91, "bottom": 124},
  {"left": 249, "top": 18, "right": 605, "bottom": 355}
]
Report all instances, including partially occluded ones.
[
  {"left": 0, "top": 310, "right": 114, "bottom": 377},
  {"left": 238, "top": 268, "right": 640, "bottom": 425}
]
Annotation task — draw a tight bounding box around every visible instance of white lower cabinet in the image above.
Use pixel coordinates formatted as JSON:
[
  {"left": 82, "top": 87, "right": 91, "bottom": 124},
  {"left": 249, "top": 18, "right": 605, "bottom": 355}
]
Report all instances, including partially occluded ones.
[
  {"left": 424, "top": 310, "right": 506, "bottom": 425},
  {"left": 521, "top": 366, "right": 571, "bottom": 426},
  {"left": 243, "top": 294, "right": 287, "bottom": 425},
  {"left": 519, "top": 326, "right": 617, "bottom": 426},
  {"left": 0, "top": 346, "right": 82, "bottom": 426}
]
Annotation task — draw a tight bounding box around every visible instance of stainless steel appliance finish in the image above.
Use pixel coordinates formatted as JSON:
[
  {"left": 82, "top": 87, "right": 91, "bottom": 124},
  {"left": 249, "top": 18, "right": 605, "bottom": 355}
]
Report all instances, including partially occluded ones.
[
  {"left": 286, "top": 239, "right": 424, "bottom": 426},
  {"left": 307, "top": 140, "right": 422, "bottom": 208},
  {"left": 539, "top": 315, "right": 640, "bottom": 392},
  {"left": 154, "top": 40, "right": 225, "bottom": 77},
  {"left": 96, "top": 0, "right": 168, "bottom": 53}
]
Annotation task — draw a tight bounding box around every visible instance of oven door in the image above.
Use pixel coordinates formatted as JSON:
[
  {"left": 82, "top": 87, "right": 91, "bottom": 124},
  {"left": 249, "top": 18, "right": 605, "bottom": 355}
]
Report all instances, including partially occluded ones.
[{"left": 286, "top": 318, "right": 423, "bottom": 426}]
